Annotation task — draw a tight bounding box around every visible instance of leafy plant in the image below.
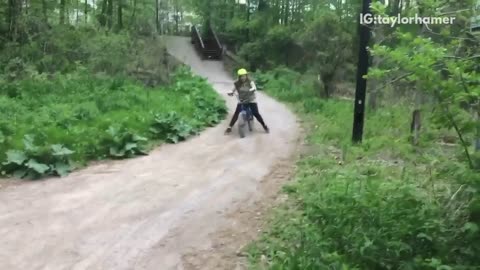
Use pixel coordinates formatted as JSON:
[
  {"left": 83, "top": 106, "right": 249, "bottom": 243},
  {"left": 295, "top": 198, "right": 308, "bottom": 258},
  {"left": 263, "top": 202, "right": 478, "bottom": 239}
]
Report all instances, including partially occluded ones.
[
  {"left": 103, "top": 126, "right": 148, "bottom": 158},
  {"left": 2, "top": 135, "right": 75, "bottom": 179},
  {"left": 0, "top": 65, "right": 226, "bottom": 178},
  {"left": 248, "top": 68, "right": 480, "bottom": 270},
  {"left": 150, "top": 112, "right": 198, "bottom": 143}
]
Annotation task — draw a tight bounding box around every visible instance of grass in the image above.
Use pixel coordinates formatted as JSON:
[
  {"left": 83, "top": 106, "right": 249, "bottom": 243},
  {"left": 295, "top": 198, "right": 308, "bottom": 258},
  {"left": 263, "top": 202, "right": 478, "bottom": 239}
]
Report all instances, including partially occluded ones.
[
  {"left": 247, "top": 68, "right": 480, "bottom": 270},
  {"left": 0, "top": 67, "right": 227, "bottom": 179},
  {"left": 0, "top": 26, "right": 228, "bottom": 179}
]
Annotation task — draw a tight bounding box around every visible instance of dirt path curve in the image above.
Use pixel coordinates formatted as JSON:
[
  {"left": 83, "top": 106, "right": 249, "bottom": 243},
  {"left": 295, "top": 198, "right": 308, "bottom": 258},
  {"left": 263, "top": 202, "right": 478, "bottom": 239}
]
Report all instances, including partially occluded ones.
[{"left": 0, "top": 37, "right": 300, "bottom": 270}]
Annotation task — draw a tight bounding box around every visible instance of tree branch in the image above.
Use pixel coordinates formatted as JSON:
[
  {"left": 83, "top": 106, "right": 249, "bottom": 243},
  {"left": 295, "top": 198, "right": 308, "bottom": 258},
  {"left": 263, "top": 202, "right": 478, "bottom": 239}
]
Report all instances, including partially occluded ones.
[
  {"left": 371, "top": 72, "right": 414, "bottom": 94},
  {"left": 443, "top": 105, "right": 474, "bottom": 169},
  {"left": 444, "top": 55, "right": 480, "bottom": 60}
]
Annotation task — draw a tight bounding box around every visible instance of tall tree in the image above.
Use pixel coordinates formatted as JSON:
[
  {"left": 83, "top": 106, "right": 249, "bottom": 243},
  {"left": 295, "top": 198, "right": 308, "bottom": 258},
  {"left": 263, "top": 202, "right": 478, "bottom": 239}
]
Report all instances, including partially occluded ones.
[
  {"left": 84, "top": 0, "right": 88, "bottom": 23},
  {"left": 156, "top": 0, "right": 160, "bottom": 33},
  {"left": 7, "top": 0, "right": 19, "bottom": 40},
  {"left": 130, "top": 0, "right": 137, "bottom": 27},
  {"left": 100, "top": 0, "right": 108, "bottom": 26},
  {"left": 76, "top": 0, "right": 80, "bottom": 24},
  {"left": 118, "top": 0, "right": 123, "bottom": 29},
  {"left": 174, "top": 0, "right": 179, "bottom": 34},
  {"left": 107, "top": 0, "right": 113, "bottom": 28},
  {"left": 42, "top": 0, "right": 48, "bottom": 23},
  {"left": 60, "top": 0, "right": 66, "bottom": 24}
]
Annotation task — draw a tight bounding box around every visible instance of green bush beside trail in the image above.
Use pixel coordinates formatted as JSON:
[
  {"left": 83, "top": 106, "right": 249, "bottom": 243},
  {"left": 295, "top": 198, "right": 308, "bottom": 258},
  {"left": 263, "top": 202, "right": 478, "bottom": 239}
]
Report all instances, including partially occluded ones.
[{"left": 248, "top": 68, "right": 480, "bottom": 270}]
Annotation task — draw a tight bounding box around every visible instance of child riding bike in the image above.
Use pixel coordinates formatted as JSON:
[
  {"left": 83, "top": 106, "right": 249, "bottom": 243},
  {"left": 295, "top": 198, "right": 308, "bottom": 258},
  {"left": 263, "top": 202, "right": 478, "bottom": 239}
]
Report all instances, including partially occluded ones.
[{"left": 225, "top": 68, "right": 270, "bottom": 134}]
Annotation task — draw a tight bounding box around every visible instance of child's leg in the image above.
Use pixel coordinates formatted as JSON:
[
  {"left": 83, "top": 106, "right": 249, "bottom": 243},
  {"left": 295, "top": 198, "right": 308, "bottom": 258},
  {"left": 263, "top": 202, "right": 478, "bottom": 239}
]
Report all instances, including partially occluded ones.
[
  {"left": 228, "top": 104, "right": 241, "bottom": 127},
  {"left": 249, "top": 103, "right": 267, "bottom": 128},
  {"left": 225, "top": 104, "right": 242, "bottom": 134}
]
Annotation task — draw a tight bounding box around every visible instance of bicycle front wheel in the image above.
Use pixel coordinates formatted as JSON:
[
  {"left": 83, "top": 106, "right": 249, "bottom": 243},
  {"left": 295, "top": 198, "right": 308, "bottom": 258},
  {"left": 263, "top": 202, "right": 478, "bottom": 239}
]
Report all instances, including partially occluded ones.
[{"left": 238, "top": 112, "right": 247, "bottom": 138}]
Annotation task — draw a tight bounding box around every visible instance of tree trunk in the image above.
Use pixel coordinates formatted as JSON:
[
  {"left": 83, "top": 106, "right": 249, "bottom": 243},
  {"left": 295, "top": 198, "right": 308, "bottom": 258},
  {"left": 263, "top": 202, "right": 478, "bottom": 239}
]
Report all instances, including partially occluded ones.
[
  {"left": 84, "top": 0, "right": 88, "bottom": 23},
  {"left": 369, "top": 88, "right": 378, "bottom": 110},
  {"left": 405, "top": 0, "right": 411, "bottom": 11},
  {"left": 155, "top": 0, "right": 159, "bottom": 33},
  {"left": 410, "top": 109, "right": 421, "bottom": 145},
  {"left": 283, "top": 0, "right": 289, "bottom": 25},
  {"left": 67, "top": 0, "right": 71, "bottom": 24},
  {"left": 130, "top": 0, "right": 137, "bottom": 27},
  {"left": 174, "top": 0, "right": 179, "bottom": 34},
  {"left": 107, "top": 0, "right": 113, "bottom": 29},
  {"left": 273, "top": 0, "right": 280, "bottom": 24},
  {"left": 165, "top": 0, "right": 169, "bottom": 34},
  {"left": 246, "top": 0, "right": 250, "bottom": 40},
  {"left": 7, "top": 0, "right": 19, "bottom": 41},
  {"left": 76, "top": 0, "right": 80, "bottom": 24},
  {"left": 117, "top": 0, "right": 123, "bottom": 29},
  {"left": 60, "top": 0, "right": 66, "bottom": 24},
  {"left": 324, "top": 81, "right": 334, "bottom": 99},
  {"left": 368, "top": 26, "right": 385, "bottom": 111},
  {"left": 100, "top": 0, "right": 108, "bottom": 26},
  {"left": 42, "top": 0, "right": 48, "bottom": 23},
  {"left": 390, "top": 0, "right": 400, "bottom": 15}
]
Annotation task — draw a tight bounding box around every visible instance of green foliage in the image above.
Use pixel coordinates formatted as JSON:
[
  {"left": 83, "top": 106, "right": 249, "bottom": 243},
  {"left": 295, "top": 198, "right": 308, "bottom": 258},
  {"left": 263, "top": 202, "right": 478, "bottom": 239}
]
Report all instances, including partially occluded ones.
[
  {"left": 251, "top": 158, "right": 480, "bottom": 269},
  {"left": 2, "top": 135, "right": 75, "bottom": 179},
  {"left": 150, "top": 112, "right": 198, "bottom": 143},
  {"left": 0, "top": 67, "right": 227, "bottom": 178},
  {"left": 248, "top": 69, "right": 480, "bottom": 270},
  {"left": 103, "top": 126, "right": 148, "bottom": 158},
  {"left": 255, "top": 67, "right": 317, "bottom": 104},
  {"left": 199, "top": 0, "right": 358, "bottom": 85},
  {"left": 0, "top": 26, "right": 175, "bottom": 86},
  {"left": 298, "top": 12, "right": 354, "bottom": 95},
  {"left": 367, "top": 8, "right": 480, "bottom": 170}
]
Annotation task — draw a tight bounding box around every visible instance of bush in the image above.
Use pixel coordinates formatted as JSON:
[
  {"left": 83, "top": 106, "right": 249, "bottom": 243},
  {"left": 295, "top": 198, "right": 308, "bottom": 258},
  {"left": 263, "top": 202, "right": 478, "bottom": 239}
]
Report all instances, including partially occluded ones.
[
  {"left": 0, "top": 67, "right": 227, "bottom": 179},
  {"left": 248, "top": 71, "right": 480, "bottom": 270},
  {"left": 0, "top": 27, "right": 176, "bottom": 85}
]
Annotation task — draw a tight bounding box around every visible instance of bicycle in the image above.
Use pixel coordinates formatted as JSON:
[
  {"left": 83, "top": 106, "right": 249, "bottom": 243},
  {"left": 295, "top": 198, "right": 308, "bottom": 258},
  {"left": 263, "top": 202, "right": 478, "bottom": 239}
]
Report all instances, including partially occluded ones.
[{"left": 229, "top": 92, "right": 254, "bottom": 138}]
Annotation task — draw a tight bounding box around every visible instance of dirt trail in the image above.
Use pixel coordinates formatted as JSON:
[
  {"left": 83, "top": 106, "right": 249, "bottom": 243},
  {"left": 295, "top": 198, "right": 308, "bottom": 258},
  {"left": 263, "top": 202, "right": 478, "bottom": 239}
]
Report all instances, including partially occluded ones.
[{"left": 0, "top": 37, "right": 300, "bottom": 270}]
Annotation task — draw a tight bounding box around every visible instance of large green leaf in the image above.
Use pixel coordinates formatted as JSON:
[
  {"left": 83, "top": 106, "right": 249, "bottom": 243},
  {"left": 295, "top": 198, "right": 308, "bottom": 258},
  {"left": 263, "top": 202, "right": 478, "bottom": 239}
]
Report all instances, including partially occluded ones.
[
  {"left": 5, "top": 150, "right": 27, "bottom": 165},
  {"left": 51, "top": 144, "right": 75, "bottom": 156},
  {"left": 166, "top": 134, "right": 179, "bottom": 144},
  {"left": 124, "top": 142, "right": 138, "bottom": 151},
  {"left": 132, "top": 134, "right": 147, "bottom": 142},
  {"left": 26, "top": 159, "right": 50, "bottom": 174},
  {"left": 23, "top": 134, "right": 38, "bottom": 152},
  {"left": 107, "top": 126, "right": 119, "bottom": 137},
  {"left": 53, "top": 162, "right": 71, "bottom": 177},
  {"left": 13, "top": 169, "right": 28, "bottom": 179},
  {"left": 109, "top": 146, "right": 126, "bottom": 157},
  {"left": 149, "top": 127, "right": 161, "bottom": 134}
]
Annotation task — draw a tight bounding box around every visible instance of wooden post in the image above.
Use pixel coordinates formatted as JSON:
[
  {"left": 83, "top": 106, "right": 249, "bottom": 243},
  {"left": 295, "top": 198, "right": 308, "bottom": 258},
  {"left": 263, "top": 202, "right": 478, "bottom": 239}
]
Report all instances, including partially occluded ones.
[{"left": 410, "top": 109, "right": 421, "bottom": 145}]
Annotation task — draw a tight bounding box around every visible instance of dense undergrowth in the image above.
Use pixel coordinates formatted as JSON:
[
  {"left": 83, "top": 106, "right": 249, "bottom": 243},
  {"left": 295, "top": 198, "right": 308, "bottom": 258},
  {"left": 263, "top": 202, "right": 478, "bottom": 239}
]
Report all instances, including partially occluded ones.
[
  {"left": 0, "top": 25, "right": 227, "bottom": 179},
  {"left": 0, "top": 67, "right": 226, "bottom": 179},
  {"left": 248, "top": 68, "right": 480, "bottom": 270},
  {"left": 0, "top": 26, "right": 175, "bottom": 85}
]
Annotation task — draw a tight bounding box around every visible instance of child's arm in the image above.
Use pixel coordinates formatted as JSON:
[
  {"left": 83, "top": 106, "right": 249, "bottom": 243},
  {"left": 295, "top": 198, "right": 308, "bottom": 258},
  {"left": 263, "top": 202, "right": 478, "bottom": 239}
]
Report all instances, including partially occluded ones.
[
  {"left": 228, "top": 86, "right": 237, "bottom": 96},
  {"left": 249, "top": 81, "right": 257, "bottom": 92}
]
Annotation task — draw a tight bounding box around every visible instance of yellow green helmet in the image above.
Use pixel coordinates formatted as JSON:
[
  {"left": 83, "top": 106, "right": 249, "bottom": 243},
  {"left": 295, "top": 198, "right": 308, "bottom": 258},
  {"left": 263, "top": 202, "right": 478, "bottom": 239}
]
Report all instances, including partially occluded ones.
[{"left": 237, "top": 68, "right": 248, "bottom": 76}]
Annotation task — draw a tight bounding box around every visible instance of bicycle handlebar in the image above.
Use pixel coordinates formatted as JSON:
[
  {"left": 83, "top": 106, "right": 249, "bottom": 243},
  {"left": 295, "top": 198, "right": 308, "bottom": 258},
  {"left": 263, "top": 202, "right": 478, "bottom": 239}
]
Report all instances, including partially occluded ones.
[{"left": 231, "top": 92, "right": 253, "bottom": 104}]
